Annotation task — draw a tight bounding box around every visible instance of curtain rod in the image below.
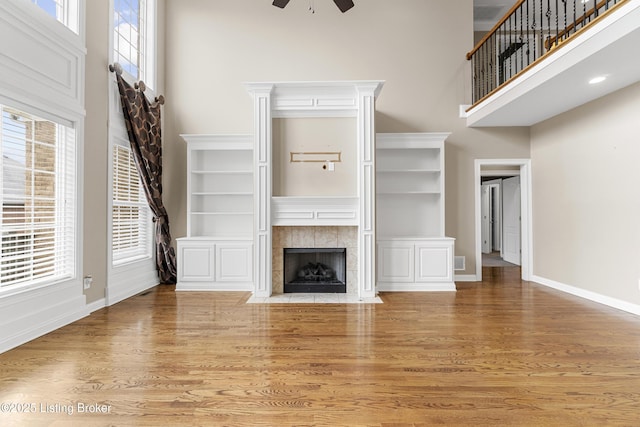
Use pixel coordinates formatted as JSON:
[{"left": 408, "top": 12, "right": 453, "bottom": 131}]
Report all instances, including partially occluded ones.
[{"left": 108, "top": 62, "right": 165, "bottom": 105}]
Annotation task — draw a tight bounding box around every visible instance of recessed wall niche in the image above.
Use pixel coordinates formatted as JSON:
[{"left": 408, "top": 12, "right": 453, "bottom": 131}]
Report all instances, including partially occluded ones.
[{"left": 272, "top": 117, "right": 357, "bottom": 197}]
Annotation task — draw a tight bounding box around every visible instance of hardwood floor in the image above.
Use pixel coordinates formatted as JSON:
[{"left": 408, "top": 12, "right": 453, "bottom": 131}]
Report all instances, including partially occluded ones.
[{"left": 2, "top": 267, "right": 640, "bottom": 426}]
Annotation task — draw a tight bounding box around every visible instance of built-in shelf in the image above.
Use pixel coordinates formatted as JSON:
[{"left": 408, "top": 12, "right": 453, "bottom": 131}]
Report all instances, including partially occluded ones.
[
  {"left": 376, "top": 133, "right": 455, "bottom": 291},
  {"left": 376, "top": 133, "right": 447, "bottom": 238},
  {"left": 177, "top": 134, "right": 255, "bottom": 292},
  {"left": 184, "top": 137, "right": 253, "bottom": 238}
]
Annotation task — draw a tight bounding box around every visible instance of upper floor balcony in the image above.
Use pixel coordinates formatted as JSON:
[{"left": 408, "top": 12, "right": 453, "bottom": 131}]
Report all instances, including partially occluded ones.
[{"left": 464, "top": 0, "right": 640, "bottom": 127}]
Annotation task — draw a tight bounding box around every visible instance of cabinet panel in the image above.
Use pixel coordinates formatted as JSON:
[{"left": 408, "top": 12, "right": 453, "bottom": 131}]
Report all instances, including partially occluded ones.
[
  {"left": 377, "top": 243, "right": 414, "bottom": 282},
  {"left": 377, "top": 238, "right": 455, "bottom": 291},
  {"left": 178, "top": 243, "right": 215, "bottom": 282},
  {"left": 415, "top": 243, "right": 453, "bottom": 282},
  {"left": 216, "top": 243, "right": 253, "bottom": 282}
]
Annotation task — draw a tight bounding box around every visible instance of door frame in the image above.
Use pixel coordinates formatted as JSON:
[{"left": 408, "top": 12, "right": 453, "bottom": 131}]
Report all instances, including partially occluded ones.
[{"left": 474, "top": 159, "right": 532, "bottom": 282}]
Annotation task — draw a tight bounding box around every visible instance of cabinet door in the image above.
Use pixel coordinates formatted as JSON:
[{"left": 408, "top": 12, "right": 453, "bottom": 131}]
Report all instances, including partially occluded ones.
[
  {"left": 215, "top": 243, "right": 253, "bottom": 283},
  {"left": 178, "top": 242, "right": 215, "bottom": 282},
  {"left": 415, "top": 241, "right": 453, "bottom": 282},
  {"left": 377, "top": 242, "right": 414, "bottom": 282}
]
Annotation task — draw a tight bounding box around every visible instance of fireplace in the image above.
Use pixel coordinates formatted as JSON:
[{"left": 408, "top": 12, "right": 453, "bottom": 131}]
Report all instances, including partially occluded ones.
[{"left": 284, "top": 248, "right": 347, "bottom": 293}]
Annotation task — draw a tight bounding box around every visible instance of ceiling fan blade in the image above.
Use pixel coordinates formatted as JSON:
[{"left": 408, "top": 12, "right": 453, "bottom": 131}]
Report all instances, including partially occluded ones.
[
  {"left": 333, "top": 0, "right": 354, "bottom": 13},
  {"left": 272, "top": 0, "right": 291, "bottom": 9}
]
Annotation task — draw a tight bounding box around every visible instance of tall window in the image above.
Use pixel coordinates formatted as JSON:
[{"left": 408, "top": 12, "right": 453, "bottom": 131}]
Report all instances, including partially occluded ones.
[
  {"left": 113, "top": 0, "right": 155, "bottom": 88},
  {"left": 110, "top": 0, "right": 156, "bottom": 266},
  {"left": 0, "top": 106, "right": 76, "bottom": 289},
  {"left": 30, "top": 0, "right": 79, "bottom": 33}
]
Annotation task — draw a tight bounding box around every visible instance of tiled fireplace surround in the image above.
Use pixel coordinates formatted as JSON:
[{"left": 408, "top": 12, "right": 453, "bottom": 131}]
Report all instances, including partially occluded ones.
[{"left": 272, "top": 226, "right": 358, "bottom": 295}]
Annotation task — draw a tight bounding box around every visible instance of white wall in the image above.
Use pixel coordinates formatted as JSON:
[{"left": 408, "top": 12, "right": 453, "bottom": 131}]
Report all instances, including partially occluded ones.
[
  {"left": 163, "top": 0, "right": 531, "bottom": 276},
  {"left": 531, "top": 82, "right": 640, "bottom": 306}
]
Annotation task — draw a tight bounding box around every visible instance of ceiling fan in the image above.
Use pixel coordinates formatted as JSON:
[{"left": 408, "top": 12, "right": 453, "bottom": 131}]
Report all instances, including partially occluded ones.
[{"left": 272, "top": 0, "right": 355, "bottom": 13}]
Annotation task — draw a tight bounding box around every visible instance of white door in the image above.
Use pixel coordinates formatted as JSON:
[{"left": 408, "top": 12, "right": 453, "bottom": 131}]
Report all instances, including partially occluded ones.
[
  {"left": 502, "top": 176, "right": 521, "bottom": 266},
  {"left": 481, "top": 184, "right": 492, "bottom": 254},
  {"left": 490, "top": 184, "right": 501, "bottom": 251}
]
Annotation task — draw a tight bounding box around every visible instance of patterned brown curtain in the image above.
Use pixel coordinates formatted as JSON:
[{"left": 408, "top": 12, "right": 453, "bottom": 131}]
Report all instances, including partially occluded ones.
[{"left": 115, "top": 73, "right": 177, "bottom": 284}]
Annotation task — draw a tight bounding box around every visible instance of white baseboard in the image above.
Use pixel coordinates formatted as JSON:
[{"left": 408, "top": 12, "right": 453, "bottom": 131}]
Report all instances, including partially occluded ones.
[
  {"left": 531, "top": 275, "right": 640, "bottom": 316},
  {"left": 176, "top": 282, "right": 253, "bottom": 291},
  {"left": 107, "top": 261, "right": 158, "bottom": 306},
  {"left": 376, "top": 282, "right": 457, "bottom": 292},
  {"left": 1, "top": 281, "right": 89, "bottom": 354},
  {"left": 86, "top": 298, "right": 106, "bottom": 313},
  {"left": 454, "top": 274, "right": 478, "bottom": 282},
  {"left": 107, "top": 280, "right": 158, "bottom": 306}
]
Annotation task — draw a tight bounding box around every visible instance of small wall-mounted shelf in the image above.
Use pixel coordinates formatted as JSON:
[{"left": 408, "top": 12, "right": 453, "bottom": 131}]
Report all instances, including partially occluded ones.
[{"left": 290, "top": 151, "right": 342, "bottom": 163}]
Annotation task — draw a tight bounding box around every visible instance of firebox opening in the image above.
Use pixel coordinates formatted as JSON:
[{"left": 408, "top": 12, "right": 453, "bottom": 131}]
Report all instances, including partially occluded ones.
[{"left": 283, "top": 248, "right": 347, "bottom": 293}]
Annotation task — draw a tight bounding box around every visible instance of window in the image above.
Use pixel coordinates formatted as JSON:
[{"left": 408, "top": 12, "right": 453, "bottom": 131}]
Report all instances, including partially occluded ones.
[
  {"left": 112, "top": 144, "right": 151, "bottom": 263},
  {"left": 30, "top": 0, "right": 79, "bottom": 34},
  {"left": 113, "top": 0, "right": 155, "bottom": 89},
  {"left": 1, "top": 106, "right": 76, "bottom": 289},
  {"left": 110, "top": 0, "right": 156, "bottom": 267}
]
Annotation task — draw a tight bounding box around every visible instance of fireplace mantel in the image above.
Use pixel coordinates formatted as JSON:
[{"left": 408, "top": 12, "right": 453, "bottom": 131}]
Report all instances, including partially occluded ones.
[
  {"left": 246, "top": 81, "right": 384, "bottom": 298},
  {"left": 245, "top": 81, "right": 384, "bottom": 118},
  {"left": 272, "top": 196, "right": 358, "bottom": 226}
]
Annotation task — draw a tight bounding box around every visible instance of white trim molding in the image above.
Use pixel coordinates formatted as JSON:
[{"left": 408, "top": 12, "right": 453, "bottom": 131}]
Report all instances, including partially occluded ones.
[
  {"left": 87, "top": 298, "right": 107, "bottom": 314},
  {"left": 474, "top": 159, "right": 532, "bottom": 282},
  {"left": 532, "top": 275, "right": 640, "bottom": 316},
  {"left": 1, "top": 281, "right": 89, "bottom": 353},
  {"left": 454, "top": 274, "right": 478, "bottom": 282},
  {"left": 245, "top": 81, "right": 384, "bottom": 299}
]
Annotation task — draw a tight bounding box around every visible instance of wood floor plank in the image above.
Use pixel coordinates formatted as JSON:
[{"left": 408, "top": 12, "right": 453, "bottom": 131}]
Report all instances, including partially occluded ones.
[{"left": 1, "top": 268, "right": 640, "bottom": 426}]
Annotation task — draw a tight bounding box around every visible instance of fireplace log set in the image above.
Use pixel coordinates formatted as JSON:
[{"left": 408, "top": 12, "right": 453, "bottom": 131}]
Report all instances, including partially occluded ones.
[
  {"left": 294, "top": 262, "right": 338, "bottom": 283},
  {"left": 283, "top": 248, "right": 347, "bottom": 293}
]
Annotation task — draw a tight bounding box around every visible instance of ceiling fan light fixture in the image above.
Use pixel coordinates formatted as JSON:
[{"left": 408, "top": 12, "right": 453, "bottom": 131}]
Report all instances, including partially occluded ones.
[
  {"left": 272, "top": 0, "right": 291, "bottom": 9},
  {"left": 333, "top": 0, "right": 354, "bottom": 13},
  {"left": 272, "top": 0, "right": 354, "bottom": 13}
]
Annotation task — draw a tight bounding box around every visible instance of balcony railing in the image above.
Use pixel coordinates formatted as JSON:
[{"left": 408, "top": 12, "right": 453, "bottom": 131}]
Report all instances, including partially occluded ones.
[{"left": 467, "top": 0, "right": 628, "bottom": 105}]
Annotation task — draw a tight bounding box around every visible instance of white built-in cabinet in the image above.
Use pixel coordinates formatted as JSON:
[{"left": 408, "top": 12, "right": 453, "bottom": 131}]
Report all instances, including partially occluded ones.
[
  {"left": 376, "top": 133, "right": 456, "bottom": 291},
  {"left": 176, "top": 135, "right": 254, "bottom": 291}
]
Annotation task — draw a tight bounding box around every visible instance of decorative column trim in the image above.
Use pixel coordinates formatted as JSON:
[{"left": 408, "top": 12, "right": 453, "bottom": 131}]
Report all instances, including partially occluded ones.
[
  {"left": 245, "top": 84, "right": 274, "bottom": 297},
  {"left": 356, "top": 83, "right": 380, "bottom": 298}
]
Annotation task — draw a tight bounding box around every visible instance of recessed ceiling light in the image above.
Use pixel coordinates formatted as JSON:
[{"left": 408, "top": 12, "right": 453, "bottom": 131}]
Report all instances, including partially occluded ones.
[{"left": 589, "top": 75, "right": 607, "bottom": 84}]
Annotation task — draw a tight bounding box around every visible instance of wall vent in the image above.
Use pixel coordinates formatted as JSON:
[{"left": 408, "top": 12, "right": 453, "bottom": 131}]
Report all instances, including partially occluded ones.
[{"left": 454, "top": 256, "right": 466, "bottom": 271}]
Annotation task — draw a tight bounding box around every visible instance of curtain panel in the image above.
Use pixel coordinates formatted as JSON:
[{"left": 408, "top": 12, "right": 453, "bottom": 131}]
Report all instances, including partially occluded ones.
[{"left": 115, "top": 74, "right": 177, "bottom": 284}]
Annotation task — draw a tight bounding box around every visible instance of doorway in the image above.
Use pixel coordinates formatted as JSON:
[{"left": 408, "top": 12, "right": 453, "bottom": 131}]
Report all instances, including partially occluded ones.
[
  {"left": 474, "top": 160, "right": 531, "bottom": 282},
  {"left": 481, "top": 176, "right": 520, "bottom": 267}
]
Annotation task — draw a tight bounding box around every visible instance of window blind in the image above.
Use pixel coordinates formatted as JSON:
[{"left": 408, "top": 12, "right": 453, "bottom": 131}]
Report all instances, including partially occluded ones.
[
  {"left": 0, "top": 107, "right": 76, "bottom": 289},
  {"left": 112, "top": 144, "right": 151, "bottom": 263}
]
